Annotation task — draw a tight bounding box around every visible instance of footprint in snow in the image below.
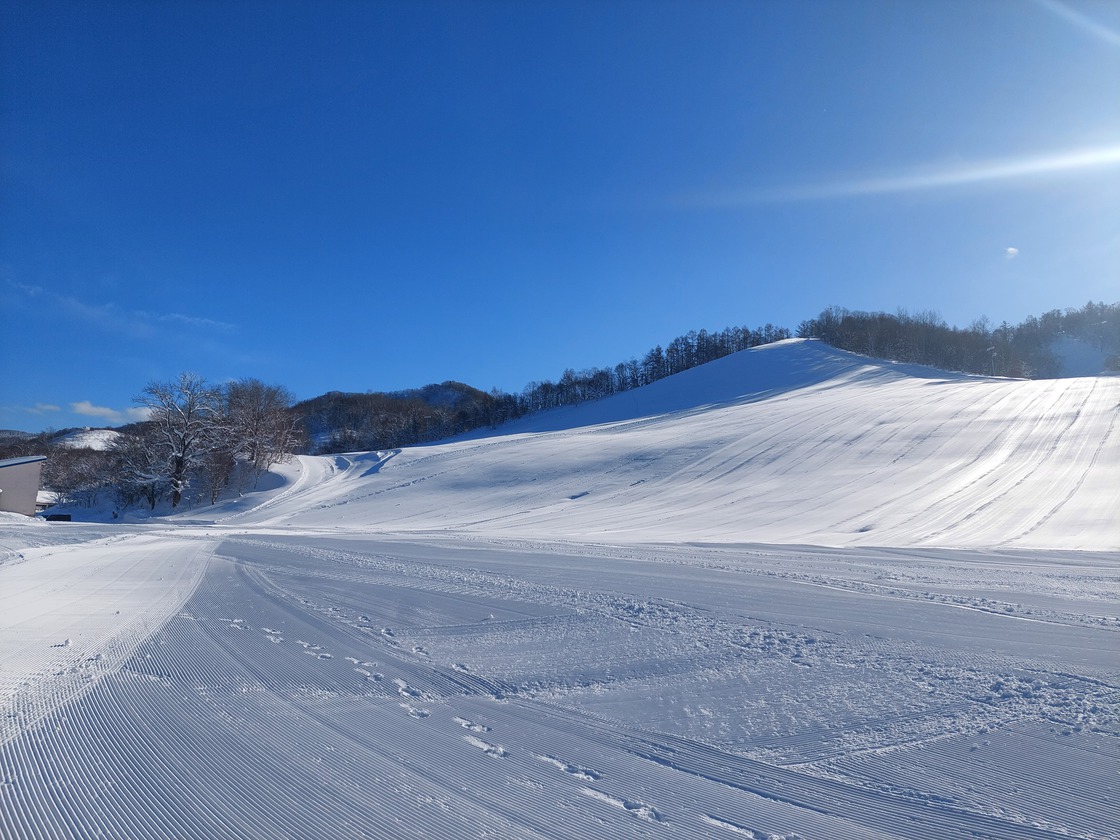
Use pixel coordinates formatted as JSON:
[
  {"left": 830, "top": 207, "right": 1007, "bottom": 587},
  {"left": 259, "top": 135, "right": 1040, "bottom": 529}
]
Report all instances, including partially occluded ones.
[
  {"left": 580, "top": 788, "right": 662, "bottom": 823},
  {"left": 394, "top": 678, "right": 421, "bottom": 698},
  {"left": 535, "top": 754, "right": 601, "bottom": 781},
  {"left": 453, "top": 716, "right": 491, "bottom": 733},
  {"left": 702, "top": 814, "right": 769, "bottom": 837},
  {"left": 464, "top": 735, "right": 506, "bottom": 757}
]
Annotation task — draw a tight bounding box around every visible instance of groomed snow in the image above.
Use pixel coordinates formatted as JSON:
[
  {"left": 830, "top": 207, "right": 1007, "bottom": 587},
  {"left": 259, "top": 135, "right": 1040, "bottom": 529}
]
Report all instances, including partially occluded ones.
[{"left": 1, "top": 340, "right": 1117, "bottom": 839}]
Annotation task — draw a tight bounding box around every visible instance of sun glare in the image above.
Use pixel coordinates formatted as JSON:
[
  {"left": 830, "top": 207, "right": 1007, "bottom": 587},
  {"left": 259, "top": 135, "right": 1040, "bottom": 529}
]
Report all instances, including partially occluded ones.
[{"left": 693, "top": 143, "right": 1120, "bottom": 206}]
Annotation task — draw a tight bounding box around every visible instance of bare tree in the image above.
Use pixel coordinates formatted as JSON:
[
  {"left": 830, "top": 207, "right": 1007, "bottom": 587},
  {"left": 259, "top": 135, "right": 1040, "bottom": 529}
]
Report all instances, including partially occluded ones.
[
  {"left": 224, "top": 378, "right": 298, "bottom": 491},
  {"left": 111, "top": 425, "right": 167, "bottom": 510},
  {"left": 199, "top": 445, "right": 237, "bottom": 505},
  {"left": 42, "top": 445, "right": 113, "bottom": 508},
  {"left": 134, "top": 373, "right": 221, "bottom": 508}
]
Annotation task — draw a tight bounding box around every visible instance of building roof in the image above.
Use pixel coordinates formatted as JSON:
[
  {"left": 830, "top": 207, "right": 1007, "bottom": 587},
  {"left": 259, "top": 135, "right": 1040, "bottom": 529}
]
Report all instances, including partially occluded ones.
[{"left": 0, "top": 455, "right": 48, "bottom": 468}]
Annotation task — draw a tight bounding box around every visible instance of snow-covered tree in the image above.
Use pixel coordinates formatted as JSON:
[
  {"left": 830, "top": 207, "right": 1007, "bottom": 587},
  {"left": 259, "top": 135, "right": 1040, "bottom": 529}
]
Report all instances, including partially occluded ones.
[{"left": 134, "top": 373, "right": 222, "bottom": 508}]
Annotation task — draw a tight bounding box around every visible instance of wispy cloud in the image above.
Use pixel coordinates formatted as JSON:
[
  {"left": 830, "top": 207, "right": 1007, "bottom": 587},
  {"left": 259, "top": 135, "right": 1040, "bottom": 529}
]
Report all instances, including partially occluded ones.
[
  {"left": 1005, "top": 247, "right": 1020, "bottom": 260},
  {"left": 149, "top": 312, "right": 237, "bottom": 333},
  {"left": 0, "top": 402, "right": 61, "bottom": 420},
  {"left": 5, "top": 280, "right": 237, "bottom": 338},
  {"left": 9, "top": 281, "right": 45, "bottom": 297},
  {"left": 1034, "top": 0, "right": 1120, "bottom": 48},
  {"left": 683, "top": 143, "right": 1120, "bottom": 208},
  {"left": 70, "top": 401, "right": 150, "bottom": 425},
  {"left": 56, "top": 297, "right": 156, "bottom": 339}
]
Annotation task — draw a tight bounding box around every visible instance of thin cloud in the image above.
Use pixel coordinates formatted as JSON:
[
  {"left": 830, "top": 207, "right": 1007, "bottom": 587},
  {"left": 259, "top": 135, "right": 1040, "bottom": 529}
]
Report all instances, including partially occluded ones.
[
  {"left": 1034, "top": 0, "right": 1120, "bottom": 48},
  {"left": 70, "top": 401, "right": 150, "bottom": 425},
  {"left": 57, "top": 298, "right": 156, "bottom": 340},
  {"left": 7, "top": 281, "right": 237, "bottom": 338},
  {"left": 7, "top": 280, "right": 44, "bottom": 297},
  {"left": 153, "top": 312, "right": 237, "bottom": 333},
  {"left": 31, "top": 403, "right": 61, "bottom": 413},
  {"left": 685, "top": 143, "right": 1120, "bottom": 208}
]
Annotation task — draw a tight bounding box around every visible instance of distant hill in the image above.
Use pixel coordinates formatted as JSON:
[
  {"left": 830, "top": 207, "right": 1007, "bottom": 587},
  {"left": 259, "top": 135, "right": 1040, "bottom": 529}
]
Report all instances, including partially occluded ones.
[
  {"left": 293, "top": 381, "right": 516, "bottom": 453},
  {"left": 54, "top": 428, "right": 123, "bottom": 451}
]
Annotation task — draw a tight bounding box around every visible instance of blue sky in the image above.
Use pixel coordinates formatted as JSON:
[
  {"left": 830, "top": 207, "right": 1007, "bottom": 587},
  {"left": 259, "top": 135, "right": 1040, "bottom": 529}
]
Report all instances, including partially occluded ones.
[{"left": 2, "top": 0, "right": 1118, "bottom": 432}]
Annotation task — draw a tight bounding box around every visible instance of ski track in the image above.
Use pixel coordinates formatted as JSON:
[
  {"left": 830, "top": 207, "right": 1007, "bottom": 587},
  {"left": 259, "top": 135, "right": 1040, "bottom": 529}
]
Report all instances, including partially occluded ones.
[{"left": 2, "top": 342, "right": 1118, "bottom": 838}]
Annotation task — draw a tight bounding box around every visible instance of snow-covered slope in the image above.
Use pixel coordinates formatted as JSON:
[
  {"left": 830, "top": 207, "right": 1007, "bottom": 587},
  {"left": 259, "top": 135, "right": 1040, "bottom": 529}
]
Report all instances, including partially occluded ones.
[
  {"left": 235, "top": 340, "right": 1119, "bottom": 550},
  {"left": 54, "top": 428, "right": 122, "bottom": 450}
]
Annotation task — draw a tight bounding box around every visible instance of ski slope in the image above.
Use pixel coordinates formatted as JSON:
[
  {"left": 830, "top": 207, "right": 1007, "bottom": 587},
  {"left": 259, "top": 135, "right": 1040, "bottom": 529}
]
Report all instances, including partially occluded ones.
[
  {"left": 233, "top": 340, "right": 1120, "bottom": 550},
  {"left": 1, "top": 340, "right": 1117, "bottom": 839}
]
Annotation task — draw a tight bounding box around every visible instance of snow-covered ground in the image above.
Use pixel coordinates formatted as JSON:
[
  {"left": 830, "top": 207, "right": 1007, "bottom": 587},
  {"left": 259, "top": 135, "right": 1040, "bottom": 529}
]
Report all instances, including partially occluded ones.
[{"left": 1, "top": 340, "right": 1117, "bottom": 838}]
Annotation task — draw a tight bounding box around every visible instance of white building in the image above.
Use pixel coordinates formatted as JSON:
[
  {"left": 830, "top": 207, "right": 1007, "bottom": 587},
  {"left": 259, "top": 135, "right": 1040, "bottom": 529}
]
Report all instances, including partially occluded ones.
[{"left": 0, "top": 455, "right": 48, "bottom": 516}]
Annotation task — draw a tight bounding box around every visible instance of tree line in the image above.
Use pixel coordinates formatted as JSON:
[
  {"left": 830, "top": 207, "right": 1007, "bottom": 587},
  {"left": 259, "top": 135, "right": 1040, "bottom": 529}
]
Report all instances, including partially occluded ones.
[
  {"left": 295, "top": 322, "right": 793, "bottom": 452},
  {"left": 796, "top": 301, "right": 1119, "bottom": 378},
  {"left": 295, "top": 382, "right": 518, "bottom": 453},
  {"left": 517, "top": 322, "right": 791, "bottom": 413}
]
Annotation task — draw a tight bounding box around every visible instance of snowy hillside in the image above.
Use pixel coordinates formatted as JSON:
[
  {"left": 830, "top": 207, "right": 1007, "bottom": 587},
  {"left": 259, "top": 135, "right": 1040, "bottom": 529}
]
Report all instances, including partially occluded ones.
[
  {"left": 53, "top": 428, "right": 122, "bottom": 450},
  {"left": 2, "top": 339, "right": 1117, "bottom": 839},
  {"left": 232, "top": 339, "right": 1119, "bottom": 550}
]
